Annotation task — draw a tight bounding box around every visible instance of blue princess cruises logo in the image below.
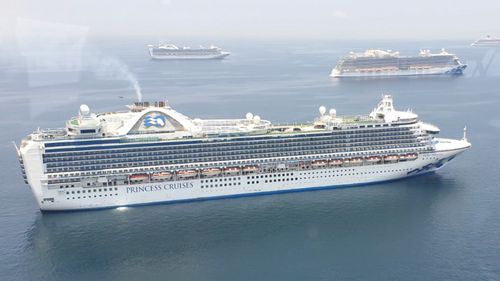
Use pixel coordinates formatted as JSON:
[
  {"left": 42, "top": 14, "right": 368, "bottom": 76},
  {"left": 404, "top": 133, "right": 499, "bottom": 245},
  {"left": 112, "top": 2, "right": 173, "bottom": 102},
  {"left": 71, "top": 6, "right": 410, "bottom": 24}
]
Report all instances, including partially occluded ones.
[{"left": 144, "top": 115, "right": 167, "bottom": 127}]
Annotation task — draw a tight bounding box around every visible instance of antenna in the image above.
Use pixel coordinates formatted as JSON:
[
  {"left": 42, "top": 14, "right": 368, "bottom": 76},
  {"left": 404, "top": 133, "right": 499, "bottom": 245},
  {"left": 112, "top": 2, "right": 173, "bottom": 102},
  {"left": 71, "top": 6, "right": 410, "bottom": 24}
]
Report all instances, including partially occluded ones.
[{"left": 462, "top": 126, "right": 468, "bottom": 141}]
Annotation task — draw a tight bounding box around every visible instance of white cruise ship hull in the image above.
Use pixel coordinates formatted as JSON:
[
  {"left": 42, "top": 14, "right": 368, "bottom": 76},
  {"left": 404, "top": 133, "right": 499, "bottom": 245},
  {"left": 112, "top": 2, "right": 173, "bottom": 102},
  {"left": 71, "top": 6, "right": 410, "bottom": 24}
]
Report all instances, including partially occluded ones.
[
  {"left": 31, "top": 139, "right": 469, "bottom": 211},
  {"left": 330, "top": 65, "right": 466, "bottom": 78},
  {"left": 472, "top": 41, "right": 500, "bottom": 47}
]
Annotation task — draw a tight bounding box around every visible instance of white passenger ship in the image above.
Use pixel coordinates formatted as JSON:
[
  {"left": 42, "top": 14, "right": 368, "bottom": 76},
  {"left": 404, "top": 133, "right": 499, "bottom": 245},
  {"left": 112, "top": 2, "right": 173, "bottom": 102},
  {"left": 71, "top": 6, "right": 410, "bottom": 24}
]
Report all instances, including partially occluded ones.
[
  {"left": 148, "top": 43, "right": 230, "bottom": 60},
  {"left": 330, "top": 49, "right": 466, "bottom": 77},
  {"left": 472, "top": 35, "right": 500, "bottom": 47},
  {"left": 16, "top": 96, "right": 471, "bottom": 211}
]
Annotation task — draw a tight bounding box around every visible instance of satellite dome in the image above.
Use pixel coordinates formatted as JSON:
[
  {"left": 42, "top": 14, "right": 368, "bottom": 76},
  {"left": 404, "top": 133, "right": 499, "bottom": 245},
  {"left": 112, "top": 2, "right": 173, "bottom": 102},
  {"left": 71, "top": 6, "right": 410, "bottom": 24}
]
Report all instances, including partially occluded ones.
[
  {"left": 79, "top": 104, "right": 90, "bottom": 116},
  {"left": 319, "top": 106, "right": 326, "bottom": 116},
  {"left": 329, "top": 108, "right": 337, "bottom": 116},
  {"left": 253, "top": 115, "right": 261, "bottom": 124},
  {"left": 246, "top": 112, "right": 254, "bottom": 120}
]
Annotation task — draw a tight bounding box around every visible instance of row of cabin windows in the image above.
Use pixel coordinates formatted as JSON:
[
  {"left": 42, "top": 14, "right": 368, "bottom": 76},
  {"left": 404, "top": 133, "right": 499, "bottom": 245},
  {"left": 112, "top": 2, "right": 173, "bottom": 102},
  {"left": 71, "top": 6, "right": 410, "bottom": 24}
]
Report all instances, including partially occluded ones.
[
  {"left": 201, "top": 177, "right": 241, "bottom": 183},
  {"left": 44, "top": 131, "right": 420, "bottom": 159},
  {"left": 201, "top": 182, "right": 242, "bottom": 188},
  {"left": 44, "top": 134, "right": 424, "bottom": 163},
  {"left": 47, "top": 146, "right": 420, "bottom": 168},
  {"left": 67, "top": 193, "right": 119, "bottom": 200},
  {"left": 46, "top": 147, "right": 427, "bottom": 173},
  {"left": 48, "top": 147, "right": 428, "bottom": 177},
  {"left": 45, "top": 141, "right": 426, "bottom": 168},
  {"left": 44, "top": 128, "right": 419, "bottom": 158},
  {"left": 66, "top": 187, "right": 118, "bottom": 195}
]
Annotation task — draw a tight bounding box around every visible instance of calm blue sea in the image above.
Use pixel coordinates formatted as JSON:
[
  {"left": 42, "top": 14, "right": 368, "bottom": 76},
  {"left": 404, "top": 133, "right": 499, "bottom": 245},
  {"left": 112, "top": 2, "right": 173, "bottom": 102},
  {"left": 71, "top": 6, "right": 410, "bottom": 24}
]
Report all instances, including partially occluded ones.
[{"left": 0, "top": 38, "right": 499, "bottom": 281}]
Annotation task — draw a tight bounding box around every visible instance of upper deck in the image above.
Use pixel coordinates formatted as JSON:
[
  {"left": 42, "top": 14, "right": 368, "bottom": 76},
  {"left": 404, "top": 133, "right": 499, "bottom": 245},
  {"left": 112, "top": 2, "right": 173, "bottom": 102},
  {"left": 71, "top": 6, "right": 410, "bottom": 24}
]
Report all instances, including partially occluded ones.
[{"left": 22, "top": 95, "right": 422, "bottom": 148}]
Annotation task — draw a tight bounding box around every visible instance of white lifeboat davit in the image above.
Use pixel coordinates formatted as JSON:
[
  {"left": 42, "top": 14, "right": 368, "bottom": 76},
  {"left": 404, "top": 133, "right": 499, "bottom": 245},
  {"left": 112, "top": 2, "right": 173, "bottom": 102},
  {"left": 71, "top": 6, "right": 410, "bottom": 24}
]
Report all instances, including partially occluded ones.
[
  {"left": 366, "top": 156, "right": 381, "bottom": 163},
  {"left": 384, "top": 155, "right": 399, "bottom": 162},
  {"left": 224, "top": 167, "right": 241, "bottom": 174},
  {"left": 202, "top": 168, "right": 222, "bottom": 177},
  {"left": 177, "top": 170, "right": 198, "bottom": 178},
  {"left": 242, "top": 166, "right": 259, "bottom": 173},
  {"left": 151, "top": 171, "right": 172, "bottom": 180},
  {"left": 349, "top": 158, "right": 363, "bottom": 165},
  {"left": 402, "top": 153, "right": 418, "bottom": 160},
  {"left": 311, "top": 160, "right": 328, "bottom": 168},
  {"left": 129, "top": 174, "right": 149, "bottom": 181},
  {"left": 329, "top": 159, "right": 343, "bottom": 166}
]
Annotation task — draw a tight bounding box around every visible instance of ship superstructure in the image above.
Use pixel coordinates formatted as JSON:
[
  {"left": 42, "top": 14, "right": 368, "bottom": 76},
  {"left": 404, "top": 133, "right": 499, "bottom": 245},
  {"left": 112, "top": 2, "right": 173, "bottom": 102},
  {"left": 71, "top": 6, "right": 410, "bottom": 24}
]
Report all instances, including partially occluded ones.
[
  {"left": 16, "top": 96, "right": 471, "bottom": 211},
  {"left": 148, "top": 43, "right": 230, "bottom": 60},
  {"left": 330, "top": 49, "right": 466, "bottom": 77}
]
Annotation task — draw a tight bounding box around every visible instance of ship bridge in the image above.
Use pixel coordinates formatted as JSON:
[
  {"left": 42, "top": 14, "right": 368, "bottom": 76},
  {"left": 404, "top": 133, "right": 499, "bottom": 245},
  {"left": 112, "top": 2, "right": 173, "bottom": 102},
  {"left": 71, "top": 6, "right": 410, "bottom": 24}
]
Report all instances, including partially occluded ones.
[{"left": 369, "top": 95, "right": 418, "bottom": 123}]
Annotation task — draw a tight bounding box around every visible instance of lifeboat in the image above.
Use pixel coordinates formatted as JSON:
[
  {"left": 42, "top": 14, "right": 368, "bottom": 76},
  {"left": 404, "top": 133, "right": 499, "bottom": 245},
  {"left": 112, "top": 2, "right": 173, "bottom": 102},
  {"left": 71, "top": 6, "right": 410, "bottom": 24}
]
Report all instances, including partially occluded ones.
[
  {"left": 349, "top": 158, "right": 363, "bottom": 165},
  {"left": 329, "top": 159, "right": 343, "bottom": 166},
  {"left": 202, "top": 168, "right": 222, "bottom": 177},
  {"left": 311, "top": 160, "right": 328, "bottom": 168},
  {"left": 151, "top": 171, "right": 172, "bottom": 180},
  {"left": 129, "top": 173, "right": 149, "bottom": 181},
  {"left": 177, "top": 169, "right": 198, "bottom": 178},
  {"left": 366, "top": 156, "right": 381, "bottom": 163},
  {"left": 404, "top": 153, "right": 418, "bottom": 160},
  {"left": 224, "top": 167, "right": 241, "bottom": 174},
  {"left": 384, "top": 155, "right": 399, "bottom": 162},
  {"left": 242, "top": 165, "right": 259, "bottom": 173}
]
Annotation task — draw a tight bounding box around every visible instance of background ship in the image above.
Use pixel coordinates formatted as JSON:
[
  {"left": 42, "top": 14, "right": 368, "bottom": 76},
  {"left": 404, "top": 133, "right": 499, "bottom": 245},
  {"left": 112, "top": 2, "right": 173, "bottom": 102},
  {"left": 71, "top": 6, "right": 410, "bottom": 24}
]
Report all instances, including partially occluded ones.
[
  {"left": 472, "top": 35, "right": 500, "bottom": 47},
  {"left": 148, "top": 43, "right": 230, "bottom": 59},
  {"left": 330, "top": 49, "right": 466, "bottom": 77}
]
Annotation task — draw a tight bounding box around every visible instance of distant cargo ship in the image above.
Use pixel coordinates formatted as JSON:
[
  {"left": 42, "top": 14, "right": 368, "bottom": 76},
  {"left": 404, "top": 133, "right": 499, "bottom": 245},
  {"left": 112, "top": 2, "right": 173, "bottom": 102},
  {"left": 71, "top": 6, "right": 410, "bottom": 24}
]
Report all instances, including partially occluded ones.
[
  {"left": 148, "top": 43, "right": 230, "bottom": 60},
  {"left": 330, "top": 49, "right": 466, "bottom": 78},
  {"left": 472, "top": 35, "right": 500, "bottom": 47}
]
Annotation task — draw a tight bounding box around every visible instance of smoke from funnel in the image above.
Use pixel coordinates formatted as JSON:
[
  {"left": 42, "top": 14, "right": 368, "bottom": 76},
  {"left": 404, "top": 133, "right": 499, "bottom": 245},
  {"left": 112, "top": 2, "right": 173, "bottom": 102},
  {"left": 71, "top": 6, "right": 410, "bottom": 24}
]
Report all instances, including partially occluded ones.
[
  {"left": 15, "top": 18, "right": 143, "bottom": 101},
  {"left": 86, "top": 54, "right": 143, "bottom": 101},
  {"left": 131, "top": 79, "right": 142, "bottom": 102}
]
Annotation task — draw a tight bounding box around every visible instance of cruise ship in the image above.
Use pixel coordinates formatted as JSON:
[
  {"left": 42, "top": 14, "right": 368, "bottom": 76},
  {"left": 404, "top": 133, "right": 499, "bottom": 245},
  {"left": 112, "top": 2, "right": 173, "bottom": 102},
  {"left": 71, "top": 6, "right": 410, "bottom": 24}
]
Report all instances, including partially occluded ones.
[
  {"left": 330, "top": 49, "right": 467, "bottom": 77},
  {"left": 472, "top": 35, "right": 500, "bottom": 47},
  {"left": 148, "top": 43, "right": 230, "bottom": 60},
  {"left": 16, "top": 95, "right": 471, "bottom": 211}
]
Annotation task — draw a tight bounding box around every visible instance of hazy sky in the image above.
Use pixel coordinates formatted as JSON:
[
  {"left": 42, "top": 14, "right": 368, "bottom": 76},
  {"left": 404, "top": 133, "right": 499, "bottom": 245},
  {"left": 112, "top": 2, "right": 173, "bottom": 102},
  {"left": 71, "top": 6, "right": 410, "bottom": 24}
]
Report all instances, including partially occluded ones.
[{"left": 1, "top": 0, "right": 500, "bottom": 40}]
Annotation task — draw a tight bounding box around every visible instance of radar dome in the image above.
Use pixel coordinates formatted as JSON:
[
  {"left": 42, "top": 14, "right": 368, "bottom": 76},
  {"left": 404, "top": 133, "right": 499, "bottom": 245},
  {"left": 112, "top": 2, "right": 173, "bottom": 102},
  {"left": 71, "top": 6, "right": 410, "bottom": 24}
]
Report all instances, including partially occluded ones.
[
  {"left": 79, "top": 104, "right": 90, "bottom": 116},
  {"left": 319, "top": 106, "right": 326, "bottom": 116},
  {"left": 329, "top": 108, "right": 337, "bottom": 116},
  {"left": 253, "top": 115, "right": 261, "bottom": 124},
  {"left": 246, "top": 112, "right": 254, "bottom": 120}
]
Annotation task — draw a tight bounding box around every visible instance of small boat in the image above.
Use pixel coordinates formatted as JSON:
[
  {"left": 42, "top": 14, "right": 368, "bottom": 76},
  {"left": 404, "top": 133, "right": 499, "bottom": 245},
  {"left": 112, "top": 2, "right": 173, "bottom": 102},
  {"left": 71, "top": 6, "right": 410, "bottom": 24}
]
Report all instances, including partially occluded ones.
[
  {"left": 311, "top": 160, "right": 328, "bottom": 168},
  {"left": 366, "top": 156, "right": 381, "bottom": 163},
  {"left": 224, "top": 167, "right": 241, "bottom": 174},
  {"left": 242, "top": 165, "right": 259, "bottom": 173},
  {"left": 151, "top": 171, "right": 172, "bottom": 180},
  {"left": 129, "top": 173, "right": 149, "bottom": 181},
  {"left": 177, "top": 170, "right": 198, "bottom": 178},
  {"left": 384, "top": 155, "right": 399, "bottom": 162},
  {"left": 329, "top": 159, "right": 343, "bottom": 166},
  {"left": 202, "top": 168, "right": 222, "bottom": 177}
]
